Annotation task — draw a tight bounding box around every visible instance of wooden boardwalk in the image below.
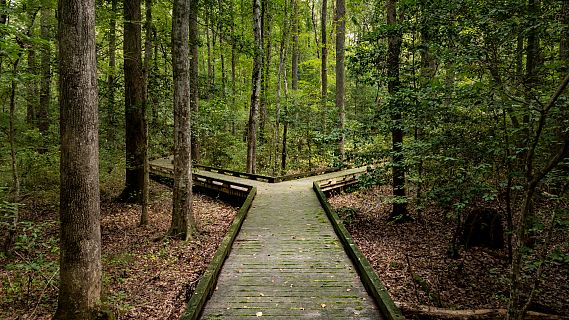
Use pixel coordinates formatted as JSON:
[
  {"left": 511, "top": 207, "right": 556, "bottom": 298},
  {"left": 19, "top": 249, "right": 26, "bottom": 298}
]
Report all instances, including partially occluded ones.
[{"left": 150, "top": 159, "right": 383, "bottom": 319}]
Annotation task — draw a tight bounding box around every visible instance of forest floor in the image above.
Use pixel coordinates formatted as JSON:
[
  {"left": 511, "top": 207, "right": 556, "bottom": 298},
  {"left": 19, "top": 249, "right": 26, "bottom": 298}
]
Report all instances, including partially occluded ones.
[
  {"left": 329, "top": 185, "right": 569, "bottom": 319},
  {"left": 0, "top": 181, "right": 238, "bottom": 320}
]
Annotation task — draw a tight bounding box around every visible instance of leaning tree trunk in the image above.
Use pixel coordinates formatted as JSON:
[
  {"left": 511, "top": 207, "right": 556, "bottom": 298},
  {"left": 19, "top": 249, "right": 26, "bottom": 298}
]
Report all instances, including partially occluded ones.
[
  {"left": 170, "top": 0, "right": 197, "bottom": 240},
  {"left": 121, "top": 0, "right": 148, "bottom": 203},
  {"left": 247, "top": 0, "right": 262, "bottom": 174},
  {"left": 335, "top": 0, "right": 345, "bottom": 159},
  {"left": 386, "top": 0, "right": 409, "bottom": 220},
  {"left": 54, "top": 0, "right": 101, "bottom": 316}
]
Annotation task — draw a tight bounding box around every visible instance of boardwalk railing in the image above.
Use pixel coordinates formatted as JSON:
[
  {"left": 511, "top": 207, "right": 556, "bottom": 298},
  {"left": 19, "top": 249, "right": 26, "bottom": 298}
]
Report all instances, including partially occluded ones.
[
  {"left": 313, "top": 181, "right": 406, "bottom": 320},
  {"left": 149, "top": 163, "right": 253, "bottom": 200}
]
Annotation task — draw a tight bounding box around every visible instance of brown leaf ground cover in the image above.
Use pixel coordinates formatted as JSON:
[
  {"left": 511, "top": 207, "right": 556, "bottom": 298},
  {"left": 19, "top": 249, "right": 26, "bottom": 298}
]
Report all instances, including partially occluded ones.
[
  {"left": 0, "top": 181, "right": 238, "bottom": 319},
  {"left": 329, "top": 185, "right": 569, "bottom": 319}
]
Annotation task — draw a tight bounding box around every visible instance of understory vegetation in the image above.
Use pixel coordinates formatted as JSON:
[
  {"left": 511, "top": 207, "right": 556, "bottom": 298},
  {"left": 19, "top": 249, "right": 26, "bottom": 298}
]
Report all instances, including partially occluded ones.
[{"left": 0, "top": 0, "right": 568, "bottom": 318}]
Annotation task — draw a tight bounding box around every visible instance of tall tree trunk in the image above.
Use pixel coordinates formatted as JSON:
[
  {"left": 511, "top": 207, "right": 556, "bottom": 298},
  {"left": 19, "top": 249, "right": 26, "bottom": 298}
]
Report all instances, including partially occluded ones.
[
  {"left": 55, "top": 0, "right": 101, "bottom": 315},
  {"left": 38, "top": 4, "right": 51, "bottom": 135},
  {"left": 386, "top": 0, "right": 408, "bottom": 220},
  {"left": 4, "top": 59, "right": 21, "bottom": 254},
  {"left": 27, "top": 48, "right": 37, "bottom": 125},
  {"left": 140, "top": 0, "right": 153, "bottom": 226},
  {"left": 259, "top": 0, "right": 271, "bottom": 143},
  {"left": 274, "top": 1, "right": 288, "bottom": 175},
  {"left": 283, "top": 0, "right": 298, "bottom": 173},
  {"left": 321, "top": 0, "right": 328, "bottom": 130},
  {"left": 525, "top": 0, "right": 540, "bottom": 89},
  {"left": 335, "top": 0, "right": 345, "bottom": 159},
  {"left": 190, "top": 0, "right": 200, "bottom": 161},
  {"left": 230, "top": 0, "right": 237, "bottom": 134},
  {"left": 107, "top": 0, "right": 117, "bottom": 144},
  {"left": 171, "top": 0, "right": 197, "bottom": 240},
  {"left": 121, "top": 0, "right": 148, "bottom": 203},
  {"left": 310, "top": 0, "right": 319, "bottom": 58},
  {"left": 247, "top": 0, "right": 262, "bottom": 174},
  {"left": 206, "top": 11, "right": 213, "bottom": 98}
]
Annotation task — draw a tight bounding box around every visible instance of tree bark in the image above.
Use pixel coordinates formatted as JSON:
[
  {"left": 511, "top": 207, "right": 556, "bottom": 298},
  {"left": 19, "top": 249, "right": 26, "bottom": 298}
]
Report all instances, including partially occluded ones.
[
  {"left": 247, "top": 0, "right": 262, "bottom": 174},
  {"left": 386, "top": 0, "right": 409, "bottom": 220},
  {"left": 38, "top": 4, "right": 51, "bottom": 135},
  {"left": 321, "top": 0, "right": 328, "bottom": 130},
  {"left": 121, "top": 0, "right": 148, "bottom": 203},
  {"left": 54, "top": 0, "right": 101, "bottom": 315},
  {"left": 189, "top": 0, "right": 200, "bottom": 161},
  {"left": 107, "top": 0, "right": 117, "bottom": 144},
  {"left": 171, "top": 0, "right": 197, "bottom": 240},
  {"left": 335, "top": 0, "right": 345, "bottom": 159}
]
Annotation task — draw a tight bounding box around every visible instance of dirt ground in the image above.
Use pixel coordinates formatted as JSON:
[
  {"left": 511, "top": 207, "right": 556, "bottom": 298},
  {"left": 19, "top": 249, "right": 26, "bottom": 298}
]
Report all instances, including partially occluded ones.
[
  {"left": 329, "top": 185, "right": 569, "bottom": 319},
  {"left": 0, "top": 181, "right": 238, "bottom": 320}
]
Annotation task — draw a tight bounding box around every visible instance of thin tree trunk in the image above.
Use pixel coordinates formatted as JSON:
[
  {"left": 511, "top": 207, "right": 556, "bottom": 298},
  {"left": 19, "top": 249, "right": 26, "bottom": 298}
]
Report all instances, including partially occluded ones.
[
  {"left": 310, "top": 0, "right": 319, "bottom": 58},
  {"left": 274, "top": 1, "right": 288, "bottom": 175},
  {"left": 259, "top": 0, "right": 271, "bottom": 143},
  {"left": 335, "top": 0, "right": 345, "bottom": 159},
  {"left": 38, "top": 5, "right": 51, "bottom": 135},
  {"left": 27, "top": 48, "right": 37, "bottom": 125},
  {"left": 386, "top": 0, "right": 408, "bottom": 220},
  {"left": 321, "top": 0, "right": 328, "bottom": 130},
  {"left": 107, "top": 0, "right": 117, "bottom": 144},
  {"left": 140, "top": 0, "right": 153, "bottom": 226},
  {"left": 5, "top": 59, "right": 21, "bottom": 254},
  {"left": 206, "top": 11, "right": 213, "bottom": 99},
  {"left": 121, "top": 0, "right": 148, "bottom": 203},
  {"left": 560, "top": 0, "right": 569, "bottom": 64},
  {"left": 171, "top": 0, "right": 196, "bottom": 240},
  {"left": 190, "top": 0, "right": 200, "bottom": 161},
  {"left": 55, "top": 0, "right": 101, "bottom": 315},
  {"left": 247, "top": 0, "right": 262, "bottom": 174}
]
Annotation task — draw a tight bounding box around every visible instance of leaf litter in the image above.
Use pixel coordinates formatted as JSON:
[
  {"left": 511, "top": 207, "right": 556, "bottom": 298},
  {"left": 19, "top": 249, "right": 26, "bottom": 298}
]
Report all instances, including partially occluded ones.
[{"left": 0, "top": 181, "right": 238, "bottom": 319}]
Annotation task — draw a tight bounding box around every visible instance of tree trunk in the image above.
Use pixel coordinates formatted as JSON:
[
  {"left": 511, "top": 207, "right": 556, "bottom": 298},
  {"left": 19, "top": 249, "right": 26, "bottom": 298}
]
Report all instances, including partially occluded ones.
[
  {"left": 189, "top": 0, "right": 200, "bottom": 162},
  {"left": 121, "top": 0, "right": 148, "bottom": 203},
  {"left": 27, "top": 48, "right": 37, "bottom": 125},
  {"left": 4, "top": 59, "right": 21, "bottom": 255},
  {"left": 274, "top": 1, "right": 288, "bottom": 175},
  {"left": 335, "top": 0, "right": 345, "bottom": 159},
  {"left": 386, "top": 0, "right": 409, "bottom": 220},
  {"left": 171, "top": 0, "right": 197, "bottom": 240},
  {"left": 560, "top": 0, "right": 569, "bottom": 64},
  {"left": 259, "top": 0, "right": 271, "bottom": 143},
  {"left": 54, "top": 0, "right": 101, "bottom": 315},
  {"left": 247, "top": 0, "right": 262, "bottom": 174},
  {"left": 38, "top": 4, "right": 51, "bottom": 135},
  {"left": 310, "top": 0, "right": 319, "bottom": 58},
  {"left": 291, "top": 0, "right": 299, "bottom": 92},
  {"left": 206, "top": 11, "right": 213, "bottom": 98},
  {"left": 107, "top": 0, "right": 117, "bottom": 144},
  {"left": 321, "top": 0, "right": 328, "bottom": 130}
]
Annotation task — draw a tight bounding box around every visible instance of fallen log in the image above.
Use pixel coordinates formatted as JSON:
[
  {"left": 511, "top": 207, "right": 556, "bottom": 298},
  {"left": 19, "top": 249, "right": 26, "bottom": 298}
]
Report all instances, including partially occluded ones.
[{"left": 395, "top": 302, "right": 567, "bottom": 320}]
